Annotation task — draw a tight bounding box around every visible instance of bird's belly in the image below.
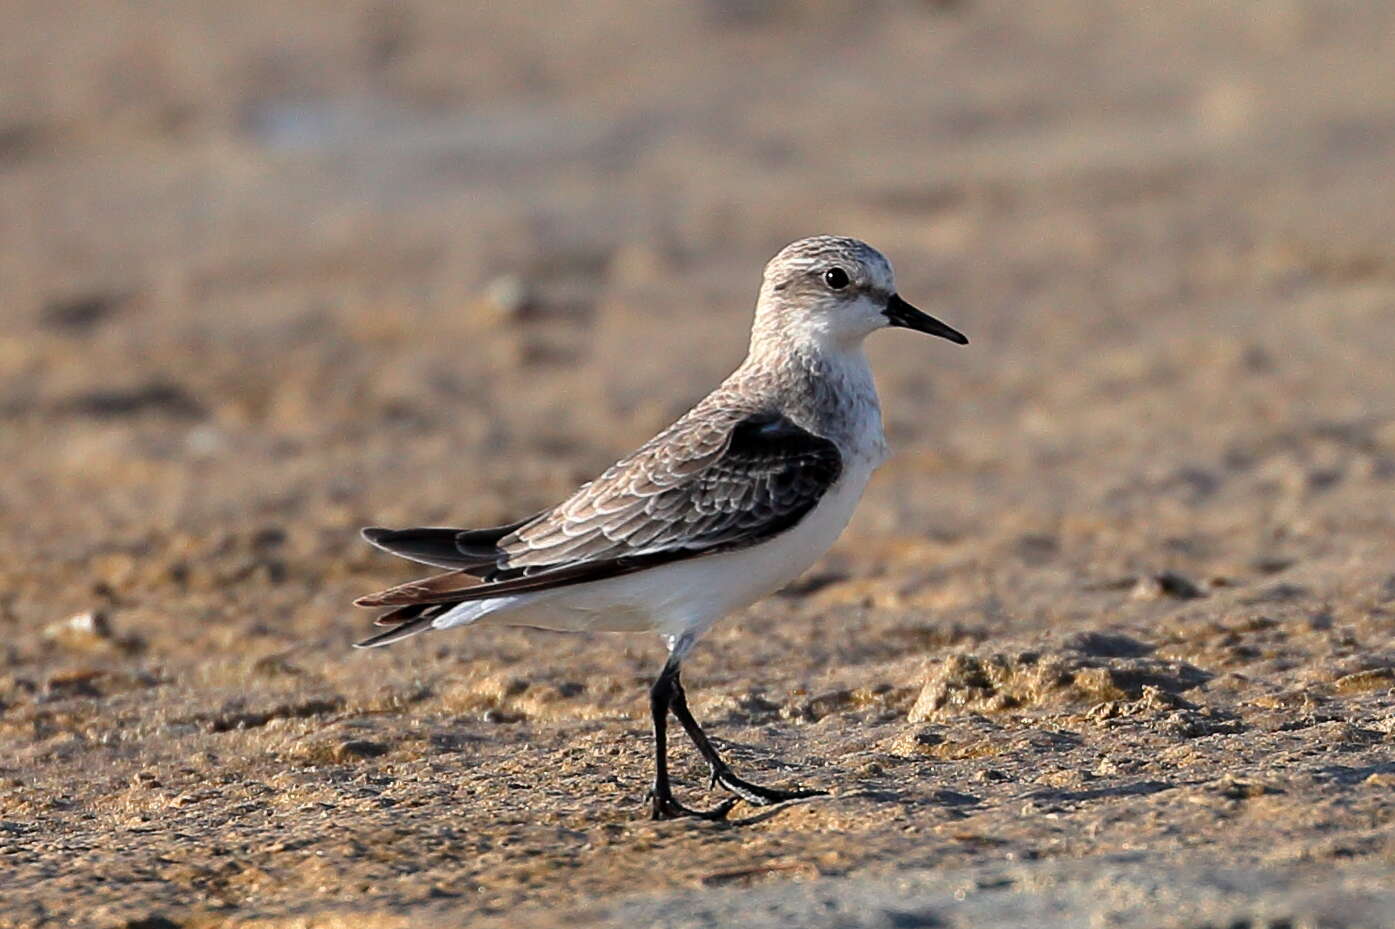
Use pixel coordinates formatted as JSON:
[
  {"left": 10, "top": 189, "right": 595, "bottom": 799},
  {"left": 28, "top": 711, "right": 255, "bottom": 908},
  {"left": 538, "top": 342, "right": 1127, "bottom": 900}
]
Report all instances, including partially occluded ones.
[{"left": 483, "top": 459, "right": 877, "bottom": 638}]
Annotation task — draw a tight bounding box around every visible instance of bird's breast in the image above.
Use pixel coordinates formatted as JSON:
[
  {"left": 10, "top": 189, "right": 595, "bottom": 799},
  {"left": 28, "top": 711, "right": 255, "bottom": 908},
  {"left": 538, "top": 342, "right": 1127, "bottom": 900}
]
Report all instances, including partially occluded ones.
[{"left": 801, "top": 348, "right": 887, "bottom": 468}]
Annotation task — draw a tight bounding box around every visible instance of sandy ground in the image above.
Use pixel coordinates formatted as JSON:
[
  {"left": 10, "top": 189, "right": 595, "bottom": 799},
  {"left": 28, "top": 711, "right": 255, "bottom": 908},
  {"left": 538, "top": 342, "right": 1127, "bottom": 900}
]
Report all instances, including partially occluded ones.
[{"left": 3, "top": 1, "right": 1395, "bottom": 926}]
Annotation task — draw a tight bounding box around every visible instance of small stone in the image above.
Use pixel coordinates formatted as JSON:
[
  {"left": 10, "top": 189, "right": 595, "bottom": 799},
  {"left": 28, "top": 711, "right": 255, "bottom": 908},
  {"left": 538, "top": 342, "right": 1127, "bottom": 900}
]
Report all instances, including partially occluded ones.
[
  {"left": 1064, "top": 631, "right": 1153, "bottom": 658},
  {"left": 1034, "top": 769, "right": 1088, "bottom": 788},
  {"left": 122, "top": 916, "right": 181, "bottom": 929},
  {"left": 1332, "top": 668, "right": 1395, "bottom": 694},
  {"left": 1368, "top": 716, "right": 1395, "bottom": 735},
  {"left": 333, "top": 739, "right": 389, "bottom": 762},
  {"left": 929, "top": 789, "right": 980, "bottom": 806},
  {"left": 252, "top": 654, "right": 303, "bottom": 678},
  {"left": 798, "top": 689, "right": 856, "bottom": 722},
  {"left": 1252, "top": 556, "right": 1294, "bottom": 575},
  {"left": 43, "top": 610, "right": 114, "bottom": 649},
  {"left": 1130, "top": 572, "right": 1205, "bottom": 600},
  {"left": 184, "top": 425, "right": 226, "bottom": 457},
  {"left": 44, "top": 668, "right": 105, "bottom": 699},
  {"left": 251, "top": 526, "right": 287, "bottom": 550},
  {"left": 482, "top": 708, "right": 522, "bottom": 724},
  {"left": 131, "top": 771, "right": 162, "bottom": 788},
  {"left": 1214, "top": 775, "right": 1282, "bottom": 799},
  {"left": 1241, "top": 583, "right": 1309, "bottom": 604},
  {"left": 40, "top": 292, "right": 124, "bottom": 331},
  {"left": 480, "top": 275, "right": 536, "bottom": 322}
]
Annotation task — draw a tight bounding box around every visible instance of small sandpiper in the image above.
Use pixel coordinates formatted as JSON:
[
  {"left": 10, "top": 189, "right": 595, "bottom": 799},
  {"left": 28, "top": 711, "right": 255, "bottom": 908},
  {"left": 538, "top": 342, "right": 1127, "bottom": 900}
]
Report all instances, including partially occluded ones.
[{"left": 355, "top": 236, "right": 968, "bottom": 820}]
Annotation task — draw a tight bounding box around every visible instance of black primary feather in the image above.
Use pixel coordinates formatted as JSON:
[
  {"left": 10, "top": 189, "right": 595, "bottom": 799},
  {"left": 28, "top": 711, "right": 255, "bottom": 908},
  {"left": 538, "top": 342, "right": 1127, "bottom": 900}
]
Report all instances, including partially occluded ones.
[{"left": 360, "top": 516, "right": 534, "bottom": 572}]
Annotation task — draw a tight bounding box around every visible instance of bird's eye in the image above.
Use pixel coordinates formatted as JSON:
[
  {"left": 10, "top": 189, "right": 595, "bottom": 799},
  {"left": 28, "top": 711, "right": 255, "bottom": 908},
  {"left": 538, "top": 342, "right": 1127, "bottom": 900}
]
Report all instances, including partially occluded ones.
[{"left": 823, "top": 267, "right": 850, "bottom": 290}]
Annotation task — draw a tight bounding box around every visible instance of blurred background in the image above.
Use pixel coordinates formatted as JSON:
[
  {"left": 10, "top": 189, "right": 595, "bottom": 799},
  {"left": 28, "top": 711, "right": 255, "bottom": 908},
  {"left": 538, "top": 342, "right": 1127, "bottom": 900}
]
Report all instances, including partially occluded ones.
[{"left": 4, "top": 2, "right": 1395, "bottom": 927}]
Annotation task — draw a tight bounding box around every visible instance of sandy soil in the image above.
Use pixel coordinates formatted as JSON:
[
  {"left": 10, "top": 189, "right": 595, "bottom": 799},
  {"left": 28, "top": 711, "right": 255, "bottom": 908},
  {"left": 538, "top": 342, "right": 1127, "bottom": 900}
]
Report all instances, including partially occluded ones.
[{"left": 3, "top": 1, "right": 1395, "bottom": 926}]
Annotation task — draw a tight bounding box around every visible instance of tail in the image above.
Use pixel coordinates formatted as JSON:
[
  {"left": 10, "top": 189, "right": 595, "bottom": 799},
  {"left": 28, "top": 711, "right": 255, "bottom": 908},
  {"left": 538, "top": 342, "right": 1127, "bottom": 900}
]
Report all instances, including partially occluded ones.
[
  {"left": 354, "top": 602, "right": 445, "bottom": 648},
  {"left": 353, "top": 595, "right": 521, "bottom": 648},
  {"left": 354, "top": 518, "right": 540, "bottom": 647},
  {"left": 355, "top": 519, "right": 532, "bottom": 646}
]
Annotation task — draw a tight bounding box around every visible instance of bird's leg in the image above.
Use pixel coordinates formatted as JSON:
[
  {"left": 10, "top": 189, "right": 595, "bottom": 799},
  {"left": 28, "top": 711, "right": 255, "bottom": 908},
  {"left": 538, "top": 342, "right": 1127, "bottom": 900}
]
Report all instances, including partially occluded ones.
[
  {"left": 645, "top": 655, "right": 736, "bottom": 821},
  {"left": 667, "top": 669, "right": 827, "bottom": 806}
]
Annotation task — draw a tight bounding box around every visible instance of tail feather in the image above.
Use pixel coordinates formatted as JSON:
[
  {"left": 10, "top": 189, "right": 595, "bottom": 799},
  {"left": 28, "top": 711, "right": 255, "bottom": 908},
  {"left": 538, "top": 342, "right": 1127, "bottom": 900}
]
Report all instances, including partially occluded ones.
[
  {"left": 355, "top": 515, "right": 540, "bottom": 648},
  {"left": 372, "top": 602, "right": 433, "bottom": 627},
  {"left": 353, "top": 568, "right": 484, "bottom": 608},
  {"left": 354, "top": 595, "right": 518, "bottom": 648},
  {"left": 354, "top": 609, "right": 443, "bottom": 648},
  {"left": 361, "top": 517, "right": 535, "bottom": 572}
]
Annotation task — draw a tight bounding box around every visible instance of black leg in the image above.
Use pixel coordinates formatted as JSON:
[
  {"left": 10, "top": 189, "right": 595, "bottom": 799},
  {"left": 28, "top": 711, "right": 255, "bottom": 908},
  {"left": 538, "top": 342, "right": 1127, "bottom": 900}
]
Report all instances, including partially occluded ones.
[
  {"left": 668, "top": 669, "right": 827, "bottom": 806},
  {"left": 645, "top": 655, "right": 736, "bottom": 821}
]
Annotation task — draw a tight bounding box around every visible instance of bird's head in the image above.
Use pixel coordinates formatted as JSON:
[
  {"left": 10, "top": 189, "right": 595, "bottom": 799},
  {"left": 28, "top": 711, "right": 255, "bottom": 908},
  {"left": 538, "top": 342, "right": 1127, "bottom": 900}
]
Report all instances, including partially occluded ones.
[{"left": 755, "top": 235, "right": 967, "bottom": 352}]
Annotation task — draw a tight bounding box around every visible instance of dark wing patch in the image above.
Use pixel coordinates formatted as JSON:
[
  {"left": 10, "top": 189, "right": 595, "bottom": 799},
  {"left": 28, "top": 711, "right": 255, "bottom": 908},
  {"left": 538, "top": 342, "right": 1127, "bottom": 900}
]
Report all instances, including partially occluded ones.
[{"left": 353, "top": 409, "right": 842, "bottom": 639}]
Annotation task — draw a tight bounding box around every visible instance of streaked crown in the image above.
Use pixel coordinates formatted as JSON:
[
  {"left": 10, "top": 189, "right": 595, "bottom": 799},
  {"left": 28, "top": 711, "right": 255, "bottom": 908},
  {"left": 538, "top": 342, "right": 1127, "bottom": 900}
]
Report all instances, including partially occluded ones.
[{"left": 762, "top": 236, "right": 894, "bottom": 297}]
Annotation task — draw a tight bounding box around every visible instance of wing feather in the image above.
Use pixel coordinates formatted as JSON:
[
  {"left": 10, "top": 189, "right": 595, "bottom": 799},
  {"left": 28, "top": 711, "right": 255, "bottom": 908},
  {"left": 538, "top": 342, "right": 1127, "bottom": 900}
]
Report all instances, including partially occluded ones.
[
  {"left": 495, "top": 409, "right": 840, "bottom": 574},
  {"left": 355, "top": 408, "right": 843, "bottom": 618}
]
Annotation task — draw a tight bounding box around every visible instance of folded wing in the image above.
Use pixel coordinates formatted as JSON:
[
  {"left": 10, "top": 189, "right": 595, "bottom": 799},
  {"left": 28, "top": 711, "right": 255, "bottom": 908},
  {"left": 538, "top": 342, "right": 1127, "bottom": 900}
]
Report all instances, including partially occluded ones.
[{"left": 353, "top": 408, "right": 843, "bottom": 645}]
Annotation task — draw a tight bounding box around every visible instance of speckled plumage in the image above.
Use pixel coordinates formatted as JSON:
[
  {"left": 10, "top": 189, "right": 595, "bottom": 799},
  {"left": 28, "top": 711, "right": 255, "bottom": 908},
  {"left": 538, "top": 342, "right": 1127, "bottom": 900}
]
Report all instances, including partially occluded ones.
[{"left": 354, "top": 236, "right": 947, "bottom": 648}]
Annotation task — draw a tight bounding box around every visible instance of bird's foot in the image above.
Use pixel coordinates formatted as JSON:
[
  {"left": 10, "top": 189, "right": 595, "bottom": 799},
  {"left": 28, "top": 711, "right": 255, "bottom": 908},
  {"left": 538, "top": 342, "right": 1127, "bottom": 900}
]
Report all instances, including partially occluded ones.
[
  {"left": 646, "top": 786, "right": 737, "bottom": 821},
  {"left": 712, "top": 769, "right": 827, "bottom": 807}
]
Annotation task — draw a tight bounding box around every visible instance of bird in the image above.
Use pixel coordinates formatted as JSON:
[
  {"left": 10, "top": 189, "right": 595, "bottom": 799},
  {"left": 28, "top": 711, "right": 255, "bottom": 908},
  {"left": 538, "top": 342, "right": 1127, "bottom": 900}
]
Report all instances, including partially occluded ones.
[{"left": 354, "top": 235, "right": 967, "bottom": 820}]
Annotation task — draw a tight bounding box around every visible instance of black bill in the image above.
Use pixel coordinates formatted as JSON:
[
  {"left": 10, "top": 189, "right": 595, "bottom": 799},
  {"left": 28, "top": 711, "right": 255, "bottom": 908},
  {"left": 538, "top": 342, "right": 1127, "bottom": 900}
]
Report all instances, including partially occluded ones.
[{"left": 884, "top": 293, "right": 968, "bottom": 345}]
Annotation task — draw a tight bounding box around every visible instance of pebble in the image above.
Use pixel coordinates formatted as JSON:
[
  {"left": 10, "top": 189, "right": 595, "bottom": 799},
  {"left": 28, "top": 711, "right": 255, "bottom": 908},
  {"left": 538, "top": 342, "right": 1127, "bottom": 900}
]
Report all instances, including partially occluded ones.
[
  {"left": 1332, "top": 668, "right": 1395, "bottom": 693},
  {"left": 42, "top": 610, "right": 114, "bottom": 650},
  {"left": 43, "top": 668, "right": 105, "bottom": 699},
  {"left": 1130, "top": 572, "right": 1206, "bottom": 600},
  {"left": 333, "top": 740, "right": 389, "bottom": 762},
  {"left": 1213, "top": 776, "right": 1283, "bottom": 799},
  {"left": 39, "top": 292, "right": 124, "bottom": 331},
  {"left": 480, "top": 275, "right": 536, "bottom": 322}
]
